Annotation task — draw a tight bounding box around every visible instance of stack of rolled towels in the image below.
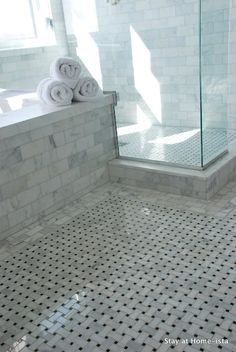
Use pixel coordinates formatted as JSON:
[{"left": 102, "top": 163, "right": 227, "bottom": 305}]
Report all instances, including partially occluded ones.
[{"left": 37, "top": 57, "right": 102, "bottom": 106}]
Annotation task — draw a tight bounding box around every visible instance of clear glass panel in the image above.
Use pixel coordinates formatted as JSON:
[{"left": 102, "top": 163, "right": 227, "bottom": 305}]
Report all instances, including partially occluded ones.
[
  {"left": 64, "top": 0, "right": 230, "bottom": 169},
  {"left": 201, "top": 0, "right": 229, "bottom": 167},
  {"left": 110, "top": 0, "right": 202, "bottom": 168},
  {"left": 65, "top": 0, "right": 202, "bottom": 168}
]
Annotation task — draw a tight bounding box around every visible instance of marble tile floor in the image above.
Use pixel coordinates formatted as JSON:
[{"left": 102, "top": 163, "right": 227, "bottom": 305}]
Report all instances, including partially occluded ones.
[
  {"left": 0, "top": 181, "right": 236, "bottom": 352},
  {"left": 117, "top": 125, "right": 236, "bottom": 168}
]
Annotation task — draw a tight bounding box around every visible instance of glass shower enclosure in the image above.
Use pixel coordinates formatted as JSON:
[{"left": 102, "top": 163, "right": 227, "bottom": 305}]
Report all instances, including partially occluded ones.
[
  {"left": 64, "top": 0, "right": 230, "bottom": 169},
  {"left": 115, "top": 0, "right": 230, "bottom": 169}
]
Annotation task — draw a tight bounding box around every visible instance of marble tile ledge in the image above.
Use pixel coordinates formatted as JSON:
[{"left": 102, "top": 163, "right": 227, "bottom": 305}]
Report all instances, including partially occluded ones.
[{"left": 0, "top": 92, "right": 114, "bottom": 138}]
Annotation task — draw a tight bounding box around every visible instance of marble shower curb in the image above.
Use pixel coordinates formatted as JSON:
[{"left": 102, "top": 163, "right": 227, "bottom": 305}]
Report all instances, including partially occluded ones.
[{"left": 108, "top": 152, "right": 236, "bottom": 199}]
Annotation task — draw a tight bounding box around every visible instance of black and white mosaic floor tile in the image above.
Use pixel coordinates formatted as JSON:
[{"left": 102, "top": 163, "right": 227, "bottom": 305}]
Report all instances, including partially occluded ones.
[
  {"left": 118, "top": 126, "right": 236, "bottom": 167},
  {"left": 0, "top": 194, "right": 236, "bottom": 352}
]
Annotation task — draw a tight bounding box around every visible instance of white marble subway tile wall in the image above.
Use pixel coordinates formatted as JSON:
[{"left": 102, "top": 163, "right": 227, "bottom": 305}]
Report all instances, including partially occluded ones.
[
  {"left": 66, "top": 0, "right": 200, "bottom": 128},
  {"left": 201, "top": 0, "right": 229, "bottom": 129},
  {"left": 229, "top": 0, "right": 236, "bottom": 130}
]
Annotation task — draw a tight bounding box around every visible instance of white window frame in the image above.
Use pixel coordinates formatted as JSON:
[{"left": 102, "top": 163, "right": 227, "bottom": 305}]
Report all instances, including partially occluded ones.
[{"left": 0, "top": 0, "right": 55, "bottom": 50}]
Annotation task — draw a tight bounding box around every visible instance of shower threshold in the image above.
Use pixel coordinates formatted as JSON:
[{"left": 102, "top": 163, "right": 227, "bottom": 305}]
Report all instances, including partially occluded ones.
[{"left": 109, "top": 141, "right": 236, "bottom": 200}]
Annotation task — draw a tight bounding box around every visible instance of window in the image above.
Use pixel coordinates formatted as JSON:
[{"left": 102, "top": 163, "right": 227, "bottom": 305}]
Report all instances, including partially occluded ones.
[{"left": 0, "top": 0, "right": 55, "bottom": 49}]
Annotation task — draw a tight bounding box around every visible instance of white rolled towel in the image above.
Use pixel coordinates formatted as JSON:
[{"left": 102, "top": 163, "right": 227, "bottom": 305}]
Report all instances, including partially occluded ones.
[
  {"left": 73, "top": 76, "right": 103, "bottom": 102},
  {"left": 37, "top": 78, "right": 73, "bottom": 106},
  {"left": 50, "top": 57, "right": 82, "bottom": 89}
]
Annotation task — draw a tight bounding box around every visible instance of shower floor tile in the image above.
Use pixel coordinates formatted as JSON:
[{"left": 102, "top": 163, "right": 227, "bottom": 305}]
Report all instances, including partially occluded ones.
[
  {"left": 0, "top": 183, "right": 236, "bottom": 352},
  {"left": 117, "top": 125, "right": 236, "bottom": 167}
]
